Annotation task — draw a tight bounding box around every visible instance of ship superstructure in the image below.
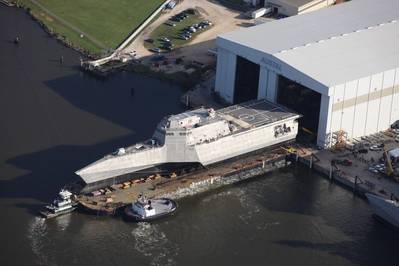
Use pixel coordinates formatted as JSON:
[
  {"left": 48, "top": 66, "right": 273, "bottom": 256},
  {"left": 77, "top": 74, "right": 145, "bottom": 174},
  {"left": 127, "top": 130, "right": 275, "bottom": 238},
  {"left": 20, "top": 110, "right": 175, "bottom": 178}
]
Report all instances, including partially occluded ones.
[{"left": 76, "top": 100, "right": 300, "bottom": 191}]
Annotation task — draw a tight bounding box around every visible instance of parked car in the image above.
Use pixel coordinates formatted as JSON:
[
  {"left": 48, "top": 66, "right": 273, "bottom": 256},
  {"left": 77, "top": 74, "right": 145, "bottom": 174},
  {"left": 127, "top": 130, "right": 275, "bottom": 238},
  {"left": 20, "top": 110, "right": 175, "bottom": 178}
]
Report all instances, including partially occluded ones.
[
  {"left": 145, "top": 38, "right": 154, "bottom": 43},
  {"left": 358, "top": 148, "right": 368, "bottom": 154},
  {"left": 171, "top": 16, "right": 182, "bottom": 22},
  {"left": 150, "top": 47, "right": 161, "bottom": 53},
  {"left": 160, "top": 37, "right": 170, "bottom": 42},
  {"left": 163, "top": 42, "right": 174, "bottom": 48},
  {"left": 165, "top": 21, "right": 176, "bottom": 27},
  {"left": 369, "top": 143, "right": 384, "bottom": 151},
  {"left": 332, "top": 159, "right": 352, "bottom": 166},
  {"left": 178, "top": 35, "right": 189, "bottom": 40}
]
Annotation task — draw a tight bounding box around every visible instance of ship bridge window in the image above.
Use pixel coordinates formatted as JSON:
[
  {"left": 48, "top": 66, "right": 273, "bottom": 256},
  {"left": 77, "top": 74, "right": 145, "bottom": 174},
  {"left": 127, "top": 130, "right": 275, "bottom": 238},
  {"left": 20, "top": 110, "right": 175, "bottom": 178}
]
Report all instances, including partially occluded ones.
[
  {"left": 166, "top": 133, "right": 174, "bottom": 136},
  {"left": 179, "top": 132, "right": 187, "bottom": 136}
]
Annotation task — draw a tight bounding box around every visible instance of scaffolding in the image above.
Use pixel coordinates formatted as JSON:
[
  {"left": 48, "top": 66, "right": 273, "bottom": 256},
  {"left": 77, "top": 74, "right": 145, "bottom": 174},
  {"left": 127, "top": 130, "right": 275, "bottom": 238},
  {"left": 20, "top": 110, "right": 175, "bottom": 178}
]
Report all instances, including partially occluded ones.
[{"left": 331, "top": 130, "right": 348, "bottom": 151}]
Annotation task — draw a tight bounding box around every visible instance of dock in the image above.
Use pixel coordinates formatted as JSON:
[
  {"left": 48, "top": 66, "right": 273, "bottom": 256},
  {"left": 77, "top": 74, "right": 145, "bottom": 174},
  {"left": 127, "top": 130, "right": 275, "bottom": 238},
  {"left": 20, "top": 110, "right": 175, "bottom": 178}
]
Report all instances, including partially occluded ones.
[
  {"left": 295, "top": 130, "right": 399, "bottom": 199},
  {"left": 76, "top": 146, "right": 292, "bottom": 215}
]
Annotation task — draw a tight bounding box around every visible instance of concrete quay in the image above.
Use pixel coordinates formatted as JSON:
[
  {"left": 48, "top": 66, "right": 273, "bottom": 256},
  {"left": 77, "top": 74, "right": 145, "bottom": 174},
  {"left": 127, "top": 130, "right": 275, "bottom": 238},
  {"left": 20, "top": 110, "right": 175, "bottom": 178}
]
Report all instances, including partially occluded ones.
[{"left": 295, "top": 138, "right": 399, "bottom": 199}]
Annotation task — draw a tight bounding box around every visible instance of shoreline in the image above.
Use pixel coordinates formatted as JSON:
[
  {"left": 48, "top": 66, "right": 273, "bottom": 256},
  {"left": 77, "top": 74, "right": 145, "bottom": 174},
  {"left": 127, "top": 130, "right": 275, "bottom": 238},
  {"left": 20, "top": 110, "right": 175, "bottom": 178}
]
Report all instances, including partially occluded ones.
[
  {"left": 12, "top": 2, "right": 96, "bottom": 59},
  {"left": 10, "top": 2, "right": 210, "bottom": 87}
]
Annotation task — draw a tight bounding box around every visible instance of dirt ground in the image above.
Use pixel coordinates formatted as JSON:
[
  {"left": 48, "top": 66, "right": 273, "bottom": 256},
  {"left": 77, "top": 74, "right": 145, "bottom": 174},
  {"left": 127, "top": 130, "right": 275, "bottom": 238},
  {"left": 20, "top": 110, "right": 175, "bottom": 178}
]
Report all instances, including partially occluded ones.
[{"left": 123, "top": 0, "right": 252, "bottom": 67}]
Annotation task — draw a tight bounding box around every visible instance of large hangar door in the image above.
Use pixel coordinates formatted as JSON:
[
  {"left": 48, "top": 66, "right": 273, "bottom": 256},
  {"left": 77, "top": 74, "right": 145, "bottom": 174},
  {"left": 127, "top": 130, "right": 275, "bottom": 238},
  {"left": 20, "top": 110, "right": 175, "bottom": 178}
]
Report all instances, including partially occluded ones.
[
  {"left": 277, "top": 75, "right": 321, "bottom": 141},
  {"left": 234, "top": 56, "right": 260, "bottom": 104}
]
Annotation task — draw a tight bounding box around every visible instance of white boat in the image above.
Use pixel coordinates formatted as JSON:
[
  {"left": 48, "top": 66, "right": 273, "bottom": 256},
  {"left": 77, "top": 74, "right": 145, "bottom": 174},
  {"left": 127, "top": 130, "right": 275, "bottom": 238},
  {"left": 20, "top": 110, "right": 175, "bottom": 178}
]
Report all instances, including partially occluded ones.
[
  {"left": 366, "top": 193, "right": 399, "bottom": 228},
  {"left": 124, "top": 195, "right": 178, "bottom": 222},
  {"left": 39, "top": 189, "right": 77, "bottom": 219}
]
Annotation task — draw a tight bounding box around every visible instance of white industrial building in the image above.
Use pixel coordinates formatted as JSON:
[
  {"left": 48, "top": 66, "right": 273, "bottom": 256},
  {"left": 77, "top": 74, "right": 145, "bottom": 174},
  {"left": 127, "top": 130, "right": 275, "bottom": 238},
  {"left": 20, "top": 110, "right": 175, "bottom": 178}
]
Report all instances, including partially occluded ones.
[
  {"left": 246, "top": 0, "right": 336, "bottom": 16},
  {"left": 215, "top": 0, "right": 399, "bottom": 147}
]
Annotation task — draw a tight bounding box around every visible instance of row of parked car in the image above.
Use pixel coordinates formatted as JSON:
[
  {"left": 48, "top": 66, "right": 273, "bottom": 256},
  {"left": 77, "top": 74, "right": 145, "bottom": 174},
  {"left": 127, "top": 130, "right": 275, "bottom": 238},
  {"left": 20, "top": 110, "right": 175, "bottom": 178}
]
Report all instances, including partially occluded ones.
[
  {"left": 170, "top": 8, "right": 196, "bottom": 22},
  {"left": 178, "top": 20, "right": 212, "bottom": 40}
]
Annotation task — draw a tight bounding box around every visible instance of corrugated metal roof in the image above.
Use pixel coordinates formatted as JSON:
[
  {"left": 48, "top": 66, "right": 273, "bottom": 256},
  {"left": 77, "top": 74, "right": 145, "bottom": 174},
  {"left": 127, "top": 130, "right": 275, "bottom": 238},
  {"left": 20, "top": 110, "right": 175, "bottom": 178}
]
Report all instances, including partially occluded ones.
[{"left": 218, "top": 0, "right": 399, "bottom": 87}]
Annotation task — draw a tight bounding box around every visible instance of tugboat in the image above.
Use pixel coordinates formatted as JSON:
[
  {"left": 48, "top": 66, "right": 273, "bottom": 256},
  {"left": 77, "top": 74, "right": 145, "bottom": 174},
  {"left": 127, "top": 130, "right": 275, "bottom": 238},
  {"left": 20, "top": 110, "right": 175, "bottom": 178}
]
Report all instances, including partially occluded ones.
[
  {"left": 124, "top": 195, "right": 178, "bottom": 222},
  {"left": 39, "top": 189, "right": 77, "bottom": 219},
  {"left": 366, "top": 193, "right": 399, "bottom": 228}
]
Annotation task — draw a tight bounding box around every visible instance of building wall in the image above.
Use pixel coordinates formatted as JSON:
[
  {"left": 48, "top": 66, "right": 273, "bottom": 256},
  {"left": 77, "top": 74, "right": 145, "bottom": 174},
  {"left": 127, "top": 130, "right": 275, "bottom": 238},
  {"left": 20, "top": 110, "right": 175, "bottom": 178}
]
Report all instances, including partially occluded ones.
[
  {"left": 215, "top": 40, "right": 399, "bottom": 147},
  {"left": 322, "top": 68, "right": 399, "bottom": 146},
  {"left": 266, "top": 0, "right": 334, "bottom": 16},
  {"left": 266, "top": 0, "right": 298, "bottom": 16},
  {"left": 298, "top": 0, "right": 335, "bottom": 15},
  {"left": 215, "top": 47, "right": 237, "bottom": 103},
  {"left": 215, "top": 40, "right": 329, "bottom": 146}
]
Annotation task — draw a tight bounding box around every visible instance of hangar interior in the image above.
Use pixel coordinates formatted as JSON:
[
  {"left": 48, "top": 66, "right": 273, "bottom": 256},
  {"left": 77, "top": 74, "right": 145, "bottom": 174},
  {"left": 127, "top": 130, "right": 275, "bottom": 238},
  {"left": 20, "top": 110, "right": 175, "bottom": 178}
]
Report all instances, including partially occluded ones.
[
  {"left": 277, "top": 75, "right": 321, "bottom": 142},
  {"left": 234, "top": 56, "right": 260, "bottom": 104},
  {"left": 231, "top": 60, "right": 322, "bottom": 142}
]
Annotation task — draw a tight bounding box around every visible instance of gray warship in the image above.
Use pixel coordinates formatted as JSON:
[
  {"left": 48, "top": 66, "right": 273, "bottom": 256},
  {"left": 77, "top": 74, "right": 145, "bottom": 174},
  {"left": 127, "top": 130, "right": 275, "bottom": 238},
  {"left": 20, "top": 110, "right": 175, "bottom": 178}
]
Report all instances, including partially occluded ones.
[{"left": 76, "top": 100, "right": 300, "bottom": 192}]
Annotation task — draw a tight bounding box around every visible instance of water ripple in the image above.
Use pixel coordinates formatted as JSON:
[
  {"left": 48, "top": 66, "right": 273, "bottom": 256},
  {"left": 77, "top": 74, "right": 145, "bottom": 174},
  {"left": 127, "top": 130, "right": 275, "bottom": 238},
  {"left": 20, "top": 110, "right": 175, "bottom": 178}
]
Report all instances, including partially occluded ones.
[
  {"left": 27, "top": 217, "right": 54, "bottom": 266},
  {"left": 131, "top": 222, "right": 179, "bottom": 266}
]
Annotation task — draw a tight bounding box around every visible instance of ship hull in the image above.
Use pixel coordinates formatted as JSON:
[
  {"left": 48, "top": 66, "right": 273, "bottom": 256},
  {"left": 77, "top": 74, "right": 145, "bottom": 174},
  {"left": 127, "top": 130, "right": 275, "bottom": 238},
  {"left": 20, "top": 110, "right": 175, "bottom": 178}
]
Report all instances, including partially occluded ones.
[
  {"left": 79, "top": 162, "right": 202, "bottom": 193},
  {"left": 39, "top": 206, "right": 77, "bottom": 219},
  {"left": 79, "top": 137, "right": 295, "bottom": 193},
  {"left": 366, "top": 193, "right": 399, "bottom": 228}
]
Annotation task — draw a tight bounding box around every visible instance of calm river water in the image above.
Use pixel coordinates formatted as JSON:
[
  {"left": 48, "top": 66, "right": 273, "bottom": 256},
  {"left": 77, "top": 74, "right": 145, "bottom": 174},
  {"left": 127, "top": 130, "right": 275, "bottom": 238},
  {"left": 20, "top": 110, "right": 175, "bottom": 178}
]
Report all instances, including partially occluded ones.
[{"left": 0, "top": 6, "right": 398, "bottom": 266}]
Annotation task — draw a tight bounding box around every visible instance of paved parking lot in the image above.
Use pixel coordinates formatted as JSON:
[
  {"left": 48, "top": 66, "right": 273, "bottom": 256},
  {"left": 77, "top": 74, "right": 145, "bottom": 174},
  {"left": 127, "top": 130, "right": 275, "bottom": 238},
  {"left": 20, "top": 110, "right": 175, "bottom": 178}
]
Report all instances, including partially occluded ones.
[{"left": 124, "top": 0, "right": 251, "bottom": 67}]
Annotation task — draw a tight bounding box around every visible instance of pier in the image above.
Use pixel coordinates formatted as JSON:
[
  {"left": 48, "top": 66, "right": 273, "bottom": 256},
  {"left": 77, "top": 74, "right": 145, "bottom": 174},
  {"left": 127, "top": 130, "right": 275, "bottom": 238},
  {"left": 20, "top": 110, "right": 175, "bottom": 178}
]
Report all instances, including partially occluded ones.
[{"left": 296, "top": 131, "right": 399, "bottom": 199}]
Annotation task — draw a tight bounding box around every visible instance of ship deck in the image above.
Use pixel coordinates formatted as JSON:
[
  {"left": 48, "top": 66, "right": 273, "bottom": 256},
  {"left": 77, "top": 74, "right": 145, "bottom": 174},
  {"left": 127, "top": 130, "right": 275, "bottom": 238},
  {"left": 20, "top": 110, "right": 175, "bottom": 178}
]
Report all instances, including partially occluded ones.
[{"left": 218, "top": 100, "right": 299, "bottom": 128}]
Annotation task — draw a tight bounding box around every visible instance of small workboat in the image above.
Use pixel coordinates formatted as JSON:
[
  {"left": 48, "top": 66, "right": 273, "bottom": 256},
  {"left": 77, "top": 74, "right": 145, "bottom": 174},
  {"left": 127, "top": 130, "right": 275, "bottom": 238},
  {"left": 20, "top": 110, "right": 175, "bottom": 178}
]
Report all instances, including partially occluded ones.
[
  {"left": 366, "top": 193, "right": 399, "bottom": 228},
  {"left": 39, "top": 189, "right": 77, "bottom": 219},
  {"left": 124, "top": 195, "right": 177, "bottom": 222}
]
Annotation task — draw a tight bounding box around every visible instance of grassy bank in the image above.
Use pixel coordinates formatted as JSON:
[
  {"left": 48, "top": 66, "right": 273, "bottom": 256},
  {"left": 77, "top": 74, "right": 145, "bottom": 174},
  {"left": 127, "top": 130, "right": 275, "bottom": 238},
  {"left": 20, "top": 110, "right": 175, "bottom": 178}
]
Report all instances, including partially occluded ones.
[{"left": 16, "top": 0, "right": 164, "bottom": 55}]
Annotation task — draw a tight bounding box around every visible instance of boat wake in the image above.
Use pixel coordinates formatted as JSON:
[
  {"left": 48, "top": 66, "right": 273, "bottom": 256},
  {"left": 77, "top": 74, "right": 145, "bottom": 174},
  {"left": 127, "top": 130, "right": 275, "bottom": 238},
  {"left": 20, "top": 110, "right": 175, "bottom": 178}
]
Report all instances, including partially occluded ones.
[
  {"left": 27, "top": 217, "right": 55, "bottom": 266},
  {"left": 235, "top": 189, "right": 261, "bottom": 224},
  {"left": 201, "top": 190, "right": 234, "bottom": 203},
  {"left": 131, "top": 222, "right": 179, "bottom": 266}
]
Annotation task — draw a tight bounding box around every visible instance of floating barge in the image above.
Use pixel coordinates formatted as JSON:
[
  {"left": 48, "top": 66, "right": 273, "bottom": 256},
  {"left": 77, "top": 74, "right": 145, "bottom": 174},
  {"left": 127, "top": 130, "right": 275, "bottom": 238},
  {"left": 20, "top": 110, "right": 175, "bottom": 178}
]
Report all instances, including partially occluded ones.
[
  {"left": 73, "top": 99, "right": 301, "bottom": 215},
  {"left": 76, "top": 146, "right": 292, "bottom": 215}
]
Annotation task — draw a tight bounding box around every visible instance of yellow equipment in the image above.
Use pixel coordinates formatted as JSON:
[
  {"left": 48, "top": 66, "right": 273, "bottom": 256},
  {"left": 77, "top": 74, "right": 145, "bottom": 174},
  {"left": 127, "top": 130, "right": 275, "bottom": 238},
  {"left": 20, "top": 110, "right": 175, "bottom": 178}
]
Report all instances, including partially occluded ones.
[
  {"left": 282, "top": 146, "right": 297, "bottom": 154},
  {"left": 332, "top": 130, "right": 347, "bottom": 151},
  {"left": 383, "top": 147, "right": 394, "bottom": 177}
]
